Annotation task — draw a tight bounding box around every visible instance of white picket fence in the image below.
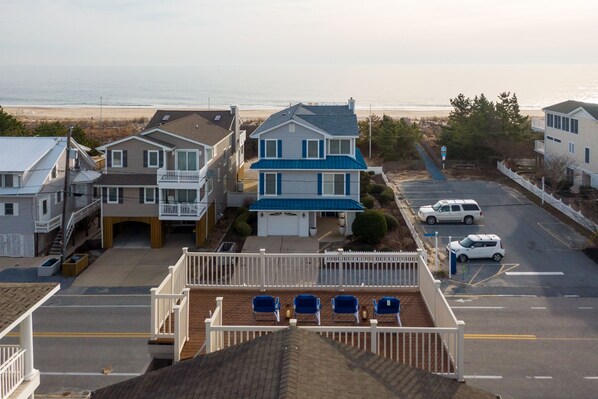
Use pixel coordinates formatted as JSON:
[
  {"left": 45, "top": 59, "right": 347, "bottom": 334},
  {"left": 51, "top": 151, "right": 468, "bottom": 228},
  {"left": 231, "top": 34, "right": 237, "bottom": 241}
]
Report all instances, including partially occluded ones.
[{"left": 498, "top": 161, "right": 597, "bottom": 232}]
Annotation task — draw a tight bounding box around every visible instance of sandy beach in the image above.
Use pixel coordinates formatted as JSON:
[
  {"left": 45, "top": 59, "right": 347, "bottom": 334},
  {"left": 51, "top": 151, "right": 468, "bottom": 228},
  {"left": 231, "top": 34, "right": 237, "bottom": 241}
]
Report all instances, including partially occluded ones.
[{"left": 4, "top": 106, "right": 545, "bottom": 122}]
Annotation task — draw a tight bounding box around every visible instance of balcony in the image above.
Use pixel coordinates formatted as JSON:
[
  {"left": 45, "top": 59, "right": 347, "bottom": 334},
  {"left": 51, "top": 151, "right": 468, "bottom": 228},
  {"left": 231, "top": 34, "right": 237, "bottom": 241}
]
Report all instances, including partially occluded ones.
[
  {"left": 0, "top": 345, "right": 26, "bottom": 399},
  {"left": 149, "top": 249, "right": 465, "bottom": 380},
  {"left": 159, "top": 202, "right": 207, "bottom": 221},
  {"left": 531, "top": 118, "right": 545, "bottom": 133},
  {"left": 157, "top": 165, "right": 208, "bottom": 189},
  {"left": 34, "top": 215, "right": 62, "bottom": 233},
  {"left": 534, "top": 140, "right": 545, "bottom": 155}
]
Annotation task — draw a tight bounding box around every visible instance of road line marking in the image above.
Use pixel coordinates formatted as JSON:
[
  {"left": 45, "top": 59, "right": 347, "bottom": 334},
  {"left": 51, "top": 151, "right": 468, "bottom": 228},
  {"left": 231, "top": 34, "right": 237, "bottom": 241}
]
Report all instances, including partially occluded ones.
[
  {"left": 467, "top": 266, "right": 484, "bottom": 285},
  {"left": 563, "top": 295, "right": 579, "bottom": 298},
  {"left": 445, "top": 294, "right": 537, "bottom": 297},
  {"left": 452, "top": 306, "right": 504, "bottom": 309},
  {"left": 537, "top": 222, "right": 574, "bottom": 249},
  {"left": 473, "top": 264, "right": 520, "bottom": 286},
  {"left": 584, "top": 376, "right": 598, "bottom": 379},
  {"left": 505, "top": 272, "right": 564, "bottom": 276},
  {"left": 578, "top": 307, "right": 594, "bottom": 310},
  {"left": 465, "top": 334, "right": 536, "bottom": 340},
  {"left": 42, "top": 305, "right": 150, "bottom": 308},
  {"left": 41, "top": 372, "right": 141, "bottom": 377},
  {"left": 531, "top": 307, "right": 547, "bottom": 310},
  {"left": 527, "top": 376, "right": 553, "bottom": 379},
  {"left": 535, "top": 337, "right": 598, "bottom": 341},
  {"left": 464, "top": 375, "right": 503, "bottom": 379}
]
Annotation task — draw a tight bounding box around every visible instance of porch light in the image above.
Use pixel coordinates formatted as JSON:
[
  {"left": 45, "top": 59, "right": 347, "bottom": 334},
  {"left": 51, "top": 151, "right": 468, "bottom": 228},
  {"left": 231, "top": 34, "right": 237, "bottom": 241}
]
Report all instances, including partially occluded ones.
[
  {"left": 302, "top": 213, "right": 305, "bottom": 218},
  {"left": 361, "top": 305, "right": 369, "bottom": 321},
  {"left": 260, "top": 212, "right": 264, "bottom": 218}
]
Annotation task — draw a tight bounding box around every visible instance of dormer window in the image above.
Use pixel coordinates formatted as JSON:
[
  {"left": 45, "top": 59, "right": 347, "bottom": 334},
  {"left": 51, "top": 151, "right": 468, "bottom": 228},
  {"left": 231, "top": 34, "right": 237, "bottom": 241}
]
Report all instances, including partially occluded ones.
[
  {"left": 328, "top": 139, "right": 351, "bottom": 155},
  {"left": 1, "top": 174, "right": 20, "bottom": 188}
]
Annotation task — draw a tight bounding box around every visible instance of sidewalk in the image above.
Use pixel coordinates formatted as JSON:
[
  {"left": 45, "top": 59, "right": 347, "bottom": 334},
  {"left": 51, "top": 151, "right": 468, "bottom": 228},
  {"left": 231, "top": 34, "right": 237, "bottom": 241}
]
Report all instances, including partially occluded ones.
[{"left": 416, "top": 144, "right": 446, "bottom": 180}]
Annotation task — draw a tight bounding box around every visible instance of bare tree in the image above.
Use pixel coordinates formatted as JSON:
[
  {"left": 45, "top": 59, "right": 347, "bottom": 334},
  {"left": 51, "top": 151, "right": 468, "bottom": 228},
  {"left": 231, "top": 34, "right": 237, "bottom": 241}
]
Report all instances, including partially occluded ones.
[{"left": 542, "top": 152, "right": 577, "bottom": 193}]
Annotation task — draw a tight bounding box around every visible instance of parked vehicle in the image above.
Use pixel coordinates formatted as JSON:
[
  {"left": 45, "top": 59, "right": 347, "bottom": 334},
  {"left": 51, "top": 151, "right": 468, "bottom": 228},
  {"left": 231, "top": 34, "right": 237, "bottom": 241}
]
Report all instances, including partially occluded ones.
[
  {"left": 446, "top": 234, "right": 505, "bottom": 262},
  {"left": 418, "top": 199, "right": 482, "bottom": 225}
]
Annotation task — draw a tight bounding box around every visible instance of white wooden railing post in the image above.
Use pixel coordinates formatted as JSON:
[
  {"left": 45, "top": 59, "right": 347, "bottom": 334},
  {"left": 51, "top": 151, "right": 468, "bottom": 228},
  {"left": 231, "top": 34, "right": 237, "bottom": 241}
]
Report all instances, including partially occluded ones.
[
  {"left": 168, "top": 266, "right": 175, "bottom": 294},
  {"left": 416, "top": 248, "right": 424, "bottom": 288},
  {"left": 204, "top": 318, "right": 212, "bottom": 354},
  {"left": 182, "top": 247, "right": 189, "bottom": 286},
  {"left": 260, "top": 249, "right": 266, "bottom": 291},
  {"left": 183, "top": 288, "right": 190, "bottom": 341},
  {"left": 150, "top": 288, "right": 157, "bottom": 340},
  {"left": 337, "top": 248, "right": 344, "bottom": 291},
  {"left": 457, "top": 320, "right": 465, "bottom": 382},
  {"left": 216, "top": 297, "right": 223, "bottom": 349},
  {"left": 370, "top": 319, "right": 378, "bottom": 354},
  {"left": 174, "top": 305, "right": 182, "bottom": 363},
  {"left": 433, "top": 280, "right": 441, "bottom": 323}
]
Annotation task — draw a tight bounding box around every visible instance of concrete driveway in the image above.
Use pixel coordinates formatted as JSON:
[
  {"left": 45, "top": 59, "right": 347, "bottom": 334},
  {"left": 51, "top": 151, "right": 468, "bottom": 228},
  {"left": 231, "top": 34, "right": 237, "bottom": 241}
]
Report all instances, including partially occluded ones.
[{"left": 242, "top": 236, "right": 319, "bottom": 253}]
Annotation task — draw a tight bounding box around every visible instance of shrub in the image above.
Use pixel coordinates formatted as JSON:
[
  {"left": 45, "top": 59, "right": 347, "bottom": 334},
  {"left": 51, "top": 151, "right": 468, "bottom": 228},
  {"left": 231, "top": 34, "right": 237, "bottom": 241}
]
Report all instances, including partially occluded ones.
[
  {"left": 383, "top": 213, "right": 399, "bottom": 231},
  {"left": 236, "top": 206, "right": 249, "bottom": 216},
  {"left": 370, "top": 183, "right": 387, "bottom": 195},
  {"left": 233, "top": 221, "right": 252, "bottom": 236},
  {"left": 378, "top": 187, "right": 395, "bottom": 205},
  {"left": 360, "top": 171, "right": 374, "bottom": 195},
  {"left": 360, "top": 195, "right": 375, "bottom": 209},
  {"left": 235, "top": 212, "right": 249, "bottom": 224},
  {"left": 352, "top": 209, "right": 388, "bottom": 244}
]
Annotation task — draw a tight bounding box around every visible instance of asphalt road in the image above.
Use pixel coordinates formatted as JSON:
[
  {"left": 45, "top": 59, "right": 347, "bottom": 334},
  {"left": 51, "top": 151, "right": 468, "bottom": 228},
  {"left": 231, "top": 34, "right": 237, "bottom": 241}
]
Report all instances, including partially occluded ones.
[{"left": 399, "top": 179, "right": 598, "bottom": 398}]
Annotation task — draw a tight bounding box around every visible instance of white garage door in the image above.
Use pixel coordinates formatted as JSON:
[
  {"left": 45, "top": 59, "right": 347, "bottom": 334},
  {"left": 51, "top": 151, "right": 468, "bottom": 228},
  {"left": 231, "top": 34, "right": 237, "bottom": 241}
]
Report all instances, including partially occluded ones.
[
  {"left": 0, "top": 234, "right": 24, "bottom": 257},
  {"left": 267, "top": 212, "right": 299, "bottom": 236}
]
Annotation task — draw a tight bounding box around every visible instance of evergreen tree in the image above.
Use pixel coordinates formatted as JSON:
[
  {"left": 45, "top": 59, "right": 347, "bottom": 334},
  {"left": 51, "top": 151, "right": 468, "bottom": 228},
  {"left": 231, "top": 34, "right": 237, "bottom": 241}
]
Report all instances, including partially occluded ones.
[{"left": 0, "top": 106, "right": 28, "bottom": 136}]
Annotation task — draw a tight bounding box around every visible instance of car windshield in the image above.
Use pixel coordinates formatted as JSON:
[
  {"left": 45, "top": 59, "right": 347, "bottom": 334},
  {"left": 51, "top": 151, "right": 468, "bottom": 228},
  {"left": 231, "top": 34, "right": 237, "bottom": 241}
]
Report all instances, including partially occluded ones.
[
  {"left": 458, "top": 237, "right": 473, "bottom": 248},
  {"left": 432, "top": 201, "right": 442, "bottom": 211}
]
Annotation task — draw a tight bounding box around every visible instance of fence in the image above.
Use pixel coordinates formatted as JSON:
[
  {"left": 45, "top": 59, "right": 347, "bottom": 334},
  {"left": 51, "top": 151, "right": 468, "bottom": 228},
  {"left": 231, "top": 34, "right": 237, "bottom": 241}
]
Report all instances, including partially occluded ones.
[
  {"left": 185, "top": 250, "right": 420, "bottom": 290},
  {"left": 498, "top": 161, "right": 597, "bottom": 232},
  {"left": 204, "top": 303, "right": 462, "bottom": 379},
  {"left": 173, "top": 289, "right": 190, "bottom": 363},
  {"left": 0, "top": 345, "right": 25, "bottom": 399}
]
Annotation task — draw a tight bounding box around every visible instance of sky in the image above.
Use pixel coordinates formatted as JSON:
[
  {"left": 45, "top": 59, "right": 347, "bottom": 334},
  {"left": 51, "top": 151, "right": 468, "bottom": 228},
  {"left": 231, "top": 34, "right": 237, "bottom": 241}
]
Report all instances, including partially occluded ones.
[{"left": 1, "top": 0, "right": 598, "bottom": 66}]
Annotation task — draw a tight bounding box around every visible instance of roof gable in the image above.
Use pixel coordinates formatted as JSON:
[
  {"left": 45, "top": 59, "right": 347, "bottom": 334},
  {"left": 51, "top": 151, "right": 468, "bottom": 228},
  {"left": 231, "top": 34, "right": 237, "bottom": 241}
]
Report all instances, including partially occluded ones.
[
  {"left": 0, "top": 137, "right": 59, "bottom": 172},
  {"left": 96, "top": 135, "right": 174, "bottom": 151},
  {"left": 142, "top": 114, "right": 232, "bottom": 147},
  {"left": 146, "top": 109, "right": 235, "bottom": 131},
  {"left": 543, "top": 100, "right": 598, "bottom": 120}
]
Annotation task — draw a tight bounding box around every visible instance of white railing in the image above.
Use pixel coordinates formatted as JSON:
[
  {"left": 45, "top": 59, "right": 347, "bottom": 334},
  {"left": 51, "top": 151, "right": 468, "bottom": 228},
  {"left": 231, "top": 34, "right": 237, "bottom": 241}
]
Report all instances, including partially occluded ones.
[
  {"left": 73, "top": 199, "right": 100, "bottom": 223},
  {"left": 0, "top": 345, "right": 25, "bottom": 399},
  {"left": 534, "top": 140, "right": 545, "bottom": 154},
  {"left": 159, "top": 203, "right": 205, "bottom": 218},
  {"left": 498, "top": 161, "right": 597, "bottom": 232},
  {"left": 531, "top": 118, "right": 545, "bottom": 132},
  {"left": 205, "top": 315, "right": 461, "bottom": 378},
  {"left": 34, "top": 214, "right": 62, "bottom": 233},
  {"left": 157, "top": 164, "right": 208, "bottom": 184},
  {"left": 185, "top": 249, "right": 419, "bottom": 290},
  {"left": 173, "top": 289, "right": 190, "bottom": 362}
]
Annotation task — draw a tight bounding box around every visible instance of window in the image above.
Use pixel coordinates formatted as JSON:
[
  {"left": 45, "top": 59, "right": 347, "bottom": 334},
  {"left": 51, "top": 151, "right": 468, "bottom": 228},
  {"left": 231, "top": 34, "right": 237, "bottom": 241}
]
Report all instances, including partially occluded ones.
[
  {"left": 440, "top": 205, "right": 450, "bottom": 212},
  {"left": 51, "top": 166, "right": 57, "bottom": 179},
  {"left": 4, "top": 203, "right": 15, "bottom": 216},
  {"left": 42, "top": 199, "right": 48, "bottom": 215},
  {"left": 569, "top": 142, "right": 575, "bottom": 154},
  {"left": 451, "top": 205, "right": 460, "bottom": 211},
  {"left": 206, "top": 148, "right": 214, "bottom": 163},
  {"left": 328, "top": 139, "right": 351, "bottom": 155},
  {"left": 112, "top": 150, "right": 123, "bottom": 168},
  {"left": 145, "top": 188, "right": 155, "bottom": 204},
  {"left": 571, "top": 119, "right": 579, "bottom": 134},
  {"left": 323, "top": 173, "right": 345, "bottom": 195},
  {"left": 562, "top": 117, "right": 570, "bottom": 132},
  {"left": 265, "top": 140, "right": 277, "bottom": 158},
  {"left": 148, "top": 151, "right": 159, "bottom": 168},
  {"left": 177, "top": 151, "right": 197, "bottom": 171},
  {"left": 56, "top": 191, "right": 62, "bottom": 204},
  {"left": 108, "top": 187, "right": 119, "bottom": 203},
  {"left": 306, "top": 140, "right": 319, "bottom": 158},
  {"left": 3, "top": 174, "right": 14, "bottom": 188},
  {"left": 206, "top": 177, "right": 213, "bottom": 194},
  {"left": 547, "top": 113, "right": 554, "bottom": 127},
  {"left": 585, "top": 147, "right": 590, "bottom": 164},
  {"left": 176, "top": 189, "right": 197, "bottom": 203},
  {"left": 264, "top": 173, "right": 277, "bottom": 195},
  {"left": 554, "top": 115, "right": 561, "bottom": 130}
]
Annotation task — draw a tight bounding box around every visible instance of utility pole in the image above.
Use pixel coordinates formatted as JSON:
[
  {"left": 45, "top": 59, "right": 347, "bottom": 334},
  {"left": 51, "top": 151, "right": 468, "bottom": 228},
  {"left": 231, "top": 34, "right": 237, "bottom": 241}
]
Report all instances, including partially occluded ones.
[
  {"left": 369, "top": 104, "right": 372, "bottom": 159},
  {"left": 60, "top": 126, "right": 73, "bottom": 262},
  {"left": 99, "top": 96, "right": 103, "bottom": 144}
]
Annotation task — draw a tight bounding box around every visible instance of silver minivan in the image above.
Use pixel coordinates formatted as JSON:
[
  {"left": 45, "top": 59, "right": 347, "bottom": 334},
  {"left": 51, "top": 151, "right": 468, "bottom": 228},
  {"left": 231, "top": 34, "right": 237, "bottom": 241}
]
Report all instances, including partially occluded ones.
[{"left": 418, "top": 199, "right": 482, "bottom": 225}]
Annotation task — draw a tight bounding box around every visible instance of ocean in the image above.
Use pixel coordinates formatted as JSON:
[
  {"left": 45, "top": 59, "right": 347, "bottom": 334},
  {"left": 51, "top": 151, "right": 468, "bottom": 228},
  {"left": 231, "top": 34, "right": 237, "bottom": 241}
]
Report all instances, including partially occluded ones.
[{"left": 1, "top": 64, "right": 597, "bottom": 110}]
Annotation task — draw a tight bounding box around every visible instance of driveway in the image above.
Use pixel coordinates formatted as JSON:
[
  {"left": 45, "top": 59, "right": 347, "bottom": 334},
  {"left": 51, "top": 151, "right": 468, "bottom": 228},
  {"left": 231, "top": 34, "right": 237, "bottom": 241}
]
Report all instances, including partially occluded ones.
[{"left": 242, "top": 236, "right": 319, "bottom": 253}]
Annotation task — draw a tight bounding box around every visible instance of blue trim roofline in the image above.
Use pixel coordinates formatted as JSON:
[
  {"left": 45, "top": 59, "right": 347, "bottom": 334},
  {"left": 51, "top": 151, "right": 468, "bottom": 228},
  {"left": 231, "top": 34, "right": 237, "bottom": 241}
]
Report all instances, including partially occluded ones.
[
  {"left": 251, "top": 149, "right": 367, "bottom": 170},
  {"left": 249, "top": 198, "right": 365, "bottom": 212}
]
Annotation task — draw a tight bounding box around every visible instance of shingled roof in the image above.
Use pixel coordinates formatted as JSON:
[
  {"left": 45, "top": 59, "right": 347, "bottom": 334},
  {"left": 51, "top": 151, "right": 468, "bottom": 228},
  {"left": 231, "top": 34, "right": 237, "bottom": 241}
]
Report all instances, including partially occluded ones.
[
  {"left": 144, "top": 113, "right": 232, "bottom": 146},
  {"left": 543, "top": 100, "right": 598, "bottom": 120},
  {"left": 146, "top": 110, "right": 235, "bottom": 131},
  {"left": 95, "top": 173, "right": 157, "bottom": 186},
  {"left": 0, "top": 283, "right": 59, "bottom": 338},
  {"left": 92, "top": 327, "right": 495, "bottom": 399}
]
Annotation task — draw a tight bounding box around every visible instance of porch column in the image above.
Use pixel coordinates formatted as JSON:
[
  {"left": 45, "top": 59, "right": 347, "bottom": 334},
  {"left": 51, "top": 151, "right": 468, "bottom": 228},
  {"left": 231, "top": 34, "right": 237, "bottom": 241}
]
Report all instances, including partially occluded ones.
[{"left": 20, "top": 313, "right": 38, "bottom": 381}]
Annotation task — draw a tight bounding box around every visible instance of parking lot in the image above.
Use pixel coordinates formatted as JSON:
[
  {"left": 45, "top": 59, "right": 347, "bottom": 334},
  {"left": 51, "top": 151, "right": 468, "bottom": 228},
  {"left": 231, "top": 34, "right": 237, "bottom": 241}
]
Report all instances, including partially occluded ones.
[{"left": 400, "top": 180, "right": 598, "bottom": 295}]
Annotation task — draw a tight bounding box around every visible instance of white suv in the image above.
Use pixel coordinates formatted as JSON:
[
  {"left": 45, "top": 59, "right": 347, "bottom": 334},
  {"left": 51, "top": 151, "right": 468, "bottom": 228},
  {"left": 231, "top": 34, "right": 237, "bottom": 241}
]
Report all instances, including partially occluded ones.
[
  {"left": 447, "top": 234, "right": 505, "bottom": 262},
  {"left": 418, "top": 199, "right": 482, "bottom": 225}
]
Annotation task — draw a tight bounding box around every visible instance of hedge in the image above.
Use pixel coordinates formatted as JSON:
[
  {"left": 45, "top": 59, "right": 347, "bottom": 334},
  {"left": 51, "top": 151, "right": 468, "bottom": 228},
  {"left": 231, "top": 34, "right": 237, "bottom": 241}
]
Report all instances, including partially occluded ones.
[
  {"left": 352, "top": 209, "right": 387, "bottom": 244},
  {"left": 378, "top": 187, "right": 395, "bottom": 205},
  {"left": 383, "top": 213, "right": 399, "bottom": 231},
  {"left": 360, "top": 195, "right": 375, "bottom": 209}
]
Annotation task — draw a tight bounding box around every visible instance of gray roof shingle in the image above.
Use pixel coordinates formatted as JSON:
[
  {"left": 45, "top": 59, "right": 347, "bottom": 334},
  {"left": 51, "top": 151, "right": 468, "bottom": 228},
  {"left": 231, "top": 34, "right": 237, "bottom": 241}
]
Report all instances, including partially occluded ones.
[
  {"left": 146, "top": 110, "right": 234, "bottom": 131},
  {"left": 543, "top": 100, "right": 598, "bottom": 120},
  {"left": 0, "top": 283, "right": 59, "bottom": 335},
  {"left": 92, "top": 327, "right": 496, "bottom": 399},
  {"left": 95, "top": 173, "right": 157, "bottom": 186}
]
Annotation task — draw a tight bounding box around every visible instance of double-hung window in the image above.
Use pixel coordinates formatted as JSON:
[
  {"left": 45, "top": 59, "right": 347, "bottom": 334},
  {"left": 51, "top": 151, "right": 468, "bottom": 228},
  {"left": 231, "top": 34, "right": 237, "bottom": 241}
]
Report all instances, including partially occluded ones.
[
  {"left": 108, "top": 187, "right": 119, "bottom": 203},
  {"left": 585, "top": 147, "right": 590, "bottom": 164},
  {"left": 562, "top": 117, "right": 570, "bottom": 132},
  {"left": 323, "top": 173, "right": 345, "bottom": 195},
  {"left": 264, "top": 173, "right": 277, "bottom": 195},
  {"left": 554, "top": 115, "right": 562, "bottom": 130},
  {"left": 145, "top": 188, "right": 155, "bottom": 204},
  {"left": 569, "top": 142, "right": 575, "bottom": 154},
  {"left": 265, "top": 140, "right": 277, "bottom": 158},
  {"left": 328, "top": 139, "right": 351, "bottom": 155},
  {"left": 4, "top": 203, "right": 15, "bottom": 216},
  {"left": 571, "top": 119, "right": 579, "bottom": 134},
  {"left": 112, "top": 151, "right": 123, "bottom": 168},
  {"left": 306, "top": 140, "right": 319, "bottom": 158},
  {"left": 547, "top": 113, "right": 554, "bottom": 127},
  {"left": 148, "top": 151, "right": 159, "bottom": 168}
]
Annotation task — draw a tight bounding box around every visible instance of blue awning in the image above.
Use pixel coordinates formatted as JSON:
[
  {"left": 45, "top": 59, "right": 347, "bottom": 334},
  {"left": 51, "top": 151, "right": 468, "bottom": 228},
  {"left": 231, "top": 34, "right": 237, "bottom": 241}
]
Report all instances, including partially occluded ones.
[
  {"left": 249, "top": 198, "right": 365, "bottom": 212},
  {"left": 251, "top": 149, "right": 367, "bottom": 170}
]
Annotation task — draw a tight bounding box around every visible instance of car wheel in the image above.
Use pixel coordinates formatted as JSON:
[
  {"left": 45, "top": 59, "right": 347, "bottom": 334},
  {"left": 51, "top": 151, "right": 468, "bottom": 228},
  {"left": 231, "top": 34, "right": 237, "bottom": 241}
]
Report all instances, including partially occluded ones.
[
  {"left": 492, "top": 253, "right": 503, "bottom": 262},
  {"left": 426, "top": 216, "right": 437, "bottom": 225},
  {"left": 464, "top": 216, "right": 474, "bottom": 225},
  {"left": 458, "top": 254, "right": 468, "bottom": 263}
]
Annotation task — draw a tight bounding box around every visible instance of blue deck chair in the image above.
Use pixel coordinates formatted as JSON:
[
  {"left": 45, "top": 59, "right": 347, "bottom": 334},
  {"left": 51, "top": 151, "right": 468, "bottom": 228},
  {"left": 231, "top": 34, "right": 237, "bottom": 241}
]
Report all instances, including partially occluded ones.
[
  {"left": 252, "top": 295, "right": 280, "bottom": 323},
  {"left": 332, "top": 295, "right": 359, "bottom": 324},
  {"left": 293, "top": 294, "right": 321, "bottom": 325},
  {"left": 373, "top": 296, "right": 401, "bottom": 326}
]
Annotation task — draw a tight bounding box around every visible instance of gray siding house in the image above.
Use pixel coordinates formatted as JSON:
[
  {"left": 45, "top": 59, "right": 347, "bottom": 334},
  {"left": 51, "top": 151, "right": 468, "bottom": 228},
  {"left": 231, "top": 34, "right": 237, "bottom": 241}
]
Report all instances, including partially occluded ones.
[
  {"left": 249, "top": 99, "right": 366, "bottom": 237},
  {"left": 0, "top": 137, "right": 99, "bottom": 257},
  {"left": 95, "top": 107, "right": 245, "bottom": 248}
]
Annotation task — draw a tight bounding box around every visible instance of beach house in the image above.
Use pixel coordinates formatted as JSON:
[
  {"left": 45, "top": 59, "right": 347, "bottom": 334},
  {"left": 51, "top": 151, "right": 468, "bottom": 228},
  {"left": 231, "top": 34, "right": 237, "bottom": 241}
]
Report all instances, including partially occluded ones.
[
  {"left": 0, "top": 137, "right": 100, "bottom": 257},
  {"left": 534, "top": 100, "right": 598, "bottom": 189},
  {"left": 95, "top": 107, "right": 245, "bottom": 248},
  {"left": 248, "top": 99, "right": 366, "bottom": 237}
]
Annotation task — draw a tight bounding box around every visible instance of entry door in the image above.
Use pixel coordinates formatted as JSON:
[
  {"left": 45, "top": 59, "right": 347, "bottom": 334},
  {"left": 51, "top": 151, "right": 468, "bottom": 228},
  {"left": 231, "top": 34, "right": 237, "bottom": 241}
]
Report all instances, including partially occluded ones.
[{"left": 267, "top": 212, "right": 299, "bottom": 236}]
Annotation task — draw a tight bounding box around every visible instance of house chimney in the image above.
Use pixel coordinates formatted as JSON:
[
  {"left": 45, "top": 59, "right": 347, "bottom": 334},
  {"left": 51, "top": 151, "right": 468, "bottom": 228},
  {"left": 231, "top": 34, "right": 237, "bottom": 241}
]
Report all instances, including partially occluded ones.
[{"left": 348, "top": 97, "right": 355, "bottom": 113}]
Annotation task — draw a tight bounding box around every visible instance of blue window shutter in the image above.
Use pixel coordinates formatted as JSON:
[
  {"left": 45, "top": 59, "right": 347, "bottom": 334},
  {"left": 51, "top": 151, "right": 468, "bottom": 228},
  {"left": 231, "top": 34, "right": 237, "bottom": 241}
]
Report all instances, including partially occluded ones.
[
  {"left": 302, "top": 140, "right": 306, "bottom": 158},
  {"left": 277, "top": 173, "right": 282, "bottom": 195},
  {"left": 106, "top": 150, "right": 112, "bottom": 167},
  {"left": 277, "top": 140, "right": 282, "bottom": 158},
  {"left": 159, "top": 151, "right": 164, "bottom": 167},
  {"left": 346, "top": 173, "right": 350, "bottom": 195},
  {"left": 319, "top": 140, "right": 324, "bottom": 157},
  {"left": 143, "top": 151, "right": 148, "bottom": 168},
  {"left": 260, "top": 140, "right": 265, "bottom": 158},
  {"left": 317, "top": 173, "right": 322, "bottom": 195},
  {"left": 259, "top": 173, "right": 264, "bottom": 195},
  {"left": 123, "top": 150, "right": 128, "bottom": 167}
]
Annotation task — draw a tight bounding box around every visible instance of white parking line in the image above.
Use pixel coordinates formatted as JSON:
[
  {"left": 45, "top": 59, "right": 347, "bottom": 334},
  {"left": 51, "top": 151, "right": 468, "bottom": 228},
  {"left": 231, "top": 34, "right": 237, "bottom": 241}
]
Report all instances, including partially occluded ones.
[
  {"left": 464, "top": 375, "right": 503, "bottom": 379},
  {"left": 564, "top": 295, "right": 580, "bottom": 298},
  {"left": 578, "top": 307, "right": 594, "bottom": 310},
  {"left": 530, "top": 307, "right": 547, "bottom": 310},
  {"left": 452, "top": 306, "right": 504, "bottom": 310},
  {"left": 505, "top": 272, "right": 564, "bottom": 276},
  {"left": 527, "top": 376, "right": 553, "bottom": 379},
  {"left": 584, "top": 376, "right": 598, "bottom": 380}
]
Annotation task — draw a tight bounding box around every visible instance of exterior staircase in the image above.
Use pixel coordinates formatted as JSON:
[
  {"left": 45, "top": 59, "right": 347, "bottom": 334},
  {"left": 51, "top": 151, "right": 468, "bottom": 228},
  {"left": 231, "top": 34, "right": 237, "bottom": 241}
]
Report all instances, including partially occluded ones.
[{"left": 48, "top": 230, "right": 64, "bottom": 256}]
